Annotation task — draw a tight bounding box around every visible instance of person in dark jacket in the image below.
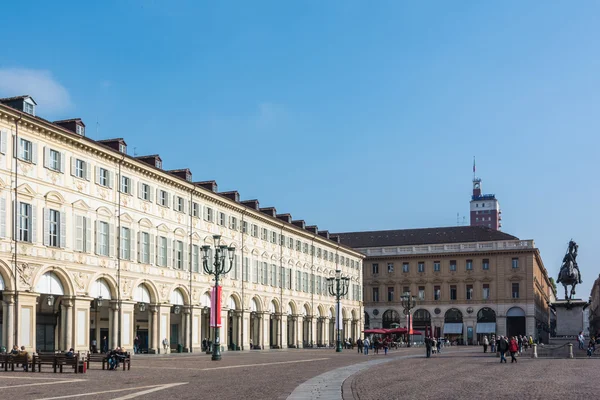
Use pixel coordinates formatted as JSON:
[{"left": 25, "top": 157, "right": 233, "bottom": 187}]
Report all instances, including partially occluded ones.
[
  {"left": 497, "top": 336, "right": 509, "bottom": 363},
  {"left": 356, "top": 338, "right": 363, "bottom": 354},
  {"left": 425, "top": 337, "right": 432, "bottom": 358}
]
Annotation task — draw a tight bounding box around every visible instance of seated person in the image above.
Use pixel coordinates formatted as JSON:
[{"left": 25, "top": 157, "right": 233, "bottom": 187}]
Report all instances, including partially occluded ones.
[
  {"left": 19, "top": 346, "right": 32, "bottom": 371},
  {"left": 11, "top": 345, "right": 19, "bottom": 355},
  {"left": 65, "top": 348, "right": 75, "bottom": 358}
]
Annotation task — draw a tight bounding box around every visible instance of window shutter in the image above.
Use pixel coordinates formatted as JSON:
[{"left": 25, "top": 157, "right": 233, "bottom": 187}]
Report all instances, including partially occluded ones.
[
  {"left": 149, "top": 234, "right": 155, "bottom": 265},
  {"left": 70, "top": 157, "right": 76, "bottom": 176},
  {"left": 31, "top": 204, "right": 37, "bottom": 243},
  {"left": 85, "top": 162, "right": 91, "bottom": 181},
  {"left": 129, "top": 229, "right": 135, "bottom": 261},
  {"left": 60, "top": 152, "right": 65, "bottom": 173},
  {"left": 95, "top": 166, "right": 101, "bottom": 184},
  {"left": 203, "top": 206, "right": 208, "bottom": 220},
  {"left": 59, "top": 211, "right": 66, "bottom": 248},
  {"left": 107, "top": 171, "right": 113, "bottom": 189},
  {"left": 166, "top": 193, "right": 171, "bottom": 208},
  {"left": 0, "top": 130, "right": 7, "bottom": 154},
  {"left": 43, "top": 208, "right": 49, "bottom": 246},
  {"left": 129, "top": 179, "right": 134, "bottom": 196},
  {"left": 12, "top": 134, "right": 17, "bottom": 158},
  {"left": 149, "top": 186, "right": 154, "bottom": 202},
  {"left": 0, "top": 197, "right": 5, "bottom": 238},
  {"left": 137, "top": 231, "right": 141, "bottom": 262},
  {"left": 31, "top": 143, "right": 38, "bottom": 164},
  {"left": 85, "top": 217, "right": 92, "bottom": 253},
  {"left": 183, "top": 241, "right": 188, "bottom": 271},
  {"left": 74, "top": 215, "right": 82, "bottom": 251},
  {"left": 137, "top": 182, "right": 142, "bottom": 199},
  {"left": 109, "top": 223, "right": 115, "bottom": 257},
  {"left": 43, "top": 146, "right": 50, "bottom": 168},
  {"left": 95, "top": 220, "right": 100, "bottom": 255},
  {"left": 156, "top": 188, "right": 160, "bottom": 204},
  {"left": 167, "top": 239, "right": 172, "bottom": 267}
]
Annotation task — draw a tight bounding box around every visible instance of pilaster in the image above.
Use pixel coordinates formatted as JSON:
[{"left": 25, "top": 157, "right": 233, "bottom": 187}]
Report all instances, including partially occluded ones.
[
  {"left": 17, "top": 292, "right": 39, "bottom": 352},
  {"left": 120, "top": 301, "right": 136, "bottom": 351},
  {"left": 157, "top": 304, "right": 172, "bottom": 353},
  {"left": 71, "top": 297, "right": 92, "bottom": 352}
]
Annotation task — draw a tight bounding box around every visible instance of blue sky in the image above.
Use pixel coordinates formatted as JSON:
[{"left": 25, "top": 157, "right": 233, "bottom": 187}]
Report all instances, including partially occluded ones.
[{"left": 1, "top": 1, "right": 599, "bottom": 297}]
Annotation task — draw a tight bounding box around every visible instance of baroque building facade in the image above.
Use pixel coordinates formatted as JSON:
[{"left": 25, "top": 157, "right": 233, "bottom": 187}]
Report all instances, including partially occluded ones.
[
  {"left": 0, "top": 96, "right": 364, "bottom": 353},
  {"left": 337, "top": 226, "right": 555, "bottom": 344}
]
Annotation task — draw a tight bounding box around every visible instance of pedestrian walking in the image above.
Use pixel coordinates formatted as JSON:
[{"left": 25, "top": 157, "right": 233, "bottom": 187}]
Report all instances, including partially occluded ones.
[
  {"left": 356, "top": 338, "right": 363, "bottom": 354},
  {"left": 490, "top": 335, "right": 496, "bottom": 353},
  {"left": 497, "top": 336, "right": 509, "bottom": 363},
  {"left": 162, "top": 337, "right": 169, "bottom": 353},
  {"left": 102, "top": 336, "right": 108, "bottom": 353},
  {"left": 578, "top": 331, "right": 585, "bottom": 350},
  {"left": 425, "top": 337, "right": 432, "bottom": 358},
  {"left": 509, "top": 337, "right": 519, "bottom": 363},
  {"left": 436, "top": 337, "right": 441, "bottom": 353},
  {"left": 517, "top": 335, "right": 523, "bottom": 354},
  {"left": 483, "top": 336, "right": 489, "bottom": 353},
  {"left": 363, "top": 337, "right": 370, "bottom": 355}
]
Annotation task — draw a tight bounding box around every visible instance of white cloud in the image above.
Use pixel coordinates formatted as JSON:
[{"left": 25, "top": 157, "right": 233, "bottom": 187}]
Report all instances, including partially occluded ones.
[{"left": 0, "top": 68, "right": 73, "bottom": 115}]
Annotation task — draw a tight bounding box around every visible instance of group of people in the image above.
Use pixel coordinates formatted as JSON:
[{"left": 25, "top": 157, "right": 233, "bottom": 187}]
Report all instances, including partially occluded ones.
[
  {"left": 424, "top": 337, "right": 442, "bottom": 357},
  {"left": 356, "top": 336, "right": 398, "bottom": 355},
  {"left": 483, "top": 334, "right": 534, "bottom": 355},
  {"left": 579, "top": 331, "right": 599, "bottom": 357}
]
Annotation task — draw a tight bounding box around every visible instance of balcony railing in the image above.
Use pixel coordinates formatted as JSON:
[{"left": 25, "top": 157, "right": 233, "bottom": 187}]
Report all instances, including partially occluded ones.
[{"left": 362, "top": 240, "right": 535, "bottom": 257}]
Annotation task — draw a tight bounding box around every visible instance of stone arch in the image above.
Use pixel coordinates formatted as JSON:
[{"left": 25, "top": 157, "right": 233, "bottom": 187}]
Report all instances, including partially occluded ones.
[
  {"left": 169, "top": 286, "right": 190, "bottom": 305},
  {"left": 506, "top": 307, "right": 525, "bottom": 317},
  {"left": 0, "top": 259, "right": 13, "bottom": 291},
  {"left": 329, "top": 306, "right": 336, "bottom": 319},
  {"left": 200, "top": 291, "right": 211, "bottom": 307},
  {"left": 270, "top": 299, "right": 279, "bottom": 314},
  {"left": 303, "top": 303, "right": 311, "bottom": 316},
  {"left": 87, "top": 273, "right": 118, "bottom": 300},
  {"left": 250, "top": 296, "right": 262, "bottom": 312},
  {"left": 32, "top": 267, "right": 75, "bottom": 296},
  {"left": 96, "top": 206, "right": 113, "bottom": 218},
  {"left": 131, "top": 279, "right": 159, "bottom": 303},
  {"left": 477, "top": 307, "right": 496, "bottom": 322},
  {"left": 228, "top": 292, "right": 242, "bottom": 310},
  {"left": 287, "top": 300, "right": 297, "bottom": 315},
  {"left": 444, "top": 308, "right": 463, "bottom": 323},
  {"left": 174, "top": 228, "right": 186, "bottom": 237},
  {"left": 44, "top": 190, "right": 66, "bottom": 204},
  {"left": 351, "top": 309, "right": 358, "bottom": 320},
  {"left": 202, "top": 235, "right": 215, "bottom": 244},
  {"left": 342, "top": 307, "right": 348, "bottom": 319},
  {"left": 318, "top": 304, "right": 326, "bottom": 318},
  {"left": 382, "top": 309, "right": 401, "bottom": 329},
  {"left": 138, "top": 217, "right": 153, "bottom": 228}
]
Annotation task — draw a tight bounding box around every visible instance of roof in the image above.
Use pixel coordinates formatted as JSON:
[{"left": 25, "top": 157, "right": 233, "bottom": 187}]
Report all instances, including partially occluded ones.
[
  {"left": 0, "top": 95, "right": 37, "bottom": 105},
  {"left": 53, "top": 118, "right": 85, "bottom": 126},
  {"left": 334, "top": 226, "right": 519, "bottom": 248}
]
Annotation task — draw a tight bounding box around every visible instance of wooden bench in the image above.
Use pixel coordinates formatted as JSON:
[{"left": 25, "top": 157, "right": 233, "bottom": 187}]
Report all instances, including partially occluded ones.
[
  {"left": 116, "top": 352, "right": 131, "bottom": 371},
  {"left": 2, "top": 354, "right": 33, "bottom": 372},
  {"left": 86, "top": 353, "right": 108, "bottom": 370},
  {"left": 54, "top": 354, "right": 79, "bottom": 374},
  {"left": 32, "top": 353, "right": 60, "bottom": 373}
]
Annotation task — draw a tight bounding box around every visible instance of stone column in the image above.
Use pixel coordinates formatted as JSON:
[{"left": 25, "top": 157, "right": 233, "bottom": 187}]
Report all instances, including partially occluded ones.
[
  {"left": 241, "top": 311, "right": 250, "bottom": 350},
  {"left": 296, "top": 315, "right": 303, "bottom": 348},
  {"left": 109, "top": 301, "right": 119, "bottom": 350},
  {"left": 62, "top": 298, "right": 73, "bottom": 351},
  {"left": 323, "top": 318, "right": 329, "bottom": 347},
  {"left": 71, "top": 297, "right": 92, "bottom": 353},
  {"left": 17, "top": 292, "right": 38, "bottom": 353},
  {"left": 120, "top": 301, "right": 135, "bottom": 351},
  {"left": 149, "top": 305, "right": 159, "bottom": 354},
  {"left": 3, "top": 292, "right": 15, "bottom": 351},
  {"left": 183, "top": 307, "right": 191, "bottom": 352},
  {"left": 261, "top": 312, "right": 270, "bottom": 349},
  {"left": 156, "top": 305, "right": 172, "bottom": 353},
  {"left": 220, "top": 308, "right": 228, "bottom": 351},
  {"left": 497, "top": 316, "right": 507, "bottom": 337},
  {"left": 526, "top": 316, "right": 535, "bottom": 337}
]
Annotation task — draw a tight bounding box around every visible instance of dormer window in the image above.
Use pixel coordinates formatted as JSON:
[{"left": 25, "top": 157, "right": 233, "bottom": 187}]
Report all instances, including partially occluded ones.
[
  {"left": 76, "top": 125, "right": 85, "bottom": 135},
  {"left": 24, "top": 102, "right": 34, "bottom": 115},
  {"left": 119, "top": 143, "right": 126, "bottom": 154},
  {"left": 156, "top": 160, "right": 162, "bottom": 168},
  {"left": 186, "top": 172, "right": 191, "bottom": 182}
]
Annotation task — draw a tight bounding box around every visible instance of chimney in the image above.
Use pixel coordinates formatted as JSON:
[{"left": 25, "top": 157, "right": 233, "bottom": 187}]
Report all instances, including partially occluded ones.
[
  {"left": 318, "top": 230, "right": 330, "bottom": 239},
  {"left": 220, "top": 191, "right": 240, "bottom": 202},
  {"left": 259, "top": 207, "right": 277, "bottom": 218},
  {"left": 241, "top": 199, "right": 260, "bottom": 210},
  {"left": 168, "top": 169, "right": 192, "bottom": 182},
  {"left": 195, "top": 181, "right": 218, "bottom": 192},
  {"left": 292, "top": 220, "right": 306, "bottom": 229},
  {"left": 136, "top": 155, "right": 163, "bottom": 169},
  {"left": 53, "top": 118, "right": 85, "bottom": 136},
  {"left": 276, "top": 213, "right": 292, "bottom": 223},
  {"left": 330, "top": 235, "right": 341, "bottom": 243},
  {"left": 305, "top": 225, "right": 318, "bottom": 234},
  {"left": 98, "top": 138, "right": 127, "bottom": 154}
]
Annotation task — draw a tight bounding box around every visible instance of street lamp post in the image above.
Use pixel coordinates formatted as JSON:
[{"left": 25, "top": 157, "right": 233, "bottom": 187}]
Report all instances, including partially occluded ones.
[
  {"left": 400, "top": 291, "right": 417, "bottom": 347},
  {"left": 327, "top": 270, "right": 350, "bottom": 353},
  {"left": 201, "top": 235, "right": 235, "bottom": 361}
]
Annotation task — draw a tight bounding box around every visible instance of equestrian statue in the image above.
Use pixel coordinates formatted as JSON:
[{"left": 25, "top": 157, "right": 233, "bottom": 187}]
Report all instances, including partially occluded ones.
[{"left": 557, "top": 240, "right": 582, "bottom": 300}]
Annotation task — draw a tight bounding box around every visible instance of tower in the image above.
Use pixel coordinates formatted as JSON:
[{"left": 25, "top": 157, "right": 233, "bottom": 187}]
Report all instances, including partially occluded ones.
[{"left": 469, "top": 161, "right": 502, "bottom": 230}]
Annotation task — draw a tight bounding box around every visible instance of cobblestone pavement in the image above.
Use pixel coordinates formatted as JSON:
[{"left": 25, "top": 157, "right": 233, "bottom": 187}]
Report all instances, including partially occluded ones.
[
  {"left": 347, "top": 349, "right": 600, "bottom": 400},
  {"left": 0, "top": 347, "right": 424, "bottom": 400}
]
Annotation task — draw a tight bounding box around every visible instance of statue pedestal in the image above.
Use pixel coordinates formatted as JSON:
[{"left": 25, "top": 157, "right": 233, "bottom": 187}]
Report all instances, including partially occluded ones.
[{"left": 551, "top": 299, "right": 589, "bottom": 338}]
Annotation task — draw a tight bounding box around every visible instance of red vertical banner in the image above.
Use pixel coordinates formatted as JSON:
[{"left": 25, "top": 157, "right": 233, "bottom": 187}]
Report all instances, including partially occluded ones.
[
  {"left": 210, "top": 286, "right": 222, "bottom": 327},
  {"left": 409, "top": 315, "right": 413, "bottom": 335}
]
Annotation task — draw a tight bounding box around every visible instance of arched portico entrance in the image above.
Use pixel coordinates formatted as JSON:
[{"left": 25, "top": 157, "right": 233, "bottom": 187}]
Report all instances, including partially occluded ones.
[
  {"left": 201, "top": 291, "right": 211, "bottom": 349},
  {"left": 382, "top": 309, "right": 400, "bottom": 329},
  {"left": 133, "top": 283, "right": 156, "bottom": 353},
  {"left": 287, "top": 303, "right": 296, "bottom": 348},
  {"left": 302, "top": 304, "right": 312, "bottom": 348},
  {"left": 269, "top": 300, "right": 281, "bottom": 349},
  {"left": 35, "top": 271, "right": 67, "bottom": 352},
  {"left": 227, "top": 296, "right": 241, "bottom": 350},
  {"left": 249, "top": 297, "right": 261, "bottom": 349},
  {"left": 328, "top": 307, "right": 336, "bottom": 346},
  {"left": 413, "top": 309, "right": 431, "bottom": 337},
  {"left": 168, "top": 288, "right": 187, "bottom": 352},
  {"left": 316, "top": 306, "right": 325, "bottom": 347},
  {"left": 507, "top": 307, "right": 526, "bottom": 337},
  {"left": 444, "top": 308, "right": 464, "bottom": 344},
  {"left": 89, "top": 278, "right": 113, "bottom": 353},
  {"left": 476, "top": 307, "right": 497, "bottom": 343}
]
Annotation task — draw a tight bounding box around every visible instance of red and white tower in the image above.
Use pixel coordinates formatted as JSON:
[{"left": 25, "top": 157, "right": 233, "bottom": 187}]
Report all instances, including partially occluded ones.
[{"left": 469, "top": 159, "right": 502, "bottom": 230}]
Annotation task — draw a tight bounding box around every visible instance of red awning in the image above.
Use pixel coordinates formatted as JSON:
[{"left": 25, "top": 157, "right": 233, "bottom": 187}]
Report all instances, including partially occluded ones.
[{"left": 363, "top": 329, "right": 387, "bottom": 334}]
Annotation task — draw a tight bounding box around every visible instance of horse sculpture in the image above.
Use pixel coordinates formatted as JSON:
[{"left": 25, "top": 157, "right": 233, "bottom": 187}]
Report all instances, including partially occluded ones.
[{"left": 557, "top": 240, "right": 582, "bottom": 300}]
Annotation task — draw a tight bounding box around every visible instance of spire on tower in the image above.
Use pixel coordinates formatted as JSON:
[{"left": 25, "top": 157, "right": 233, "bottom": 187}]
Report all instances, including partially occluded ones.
[{"left": 473, "top": 156, "right": 476, "bottom": 180}]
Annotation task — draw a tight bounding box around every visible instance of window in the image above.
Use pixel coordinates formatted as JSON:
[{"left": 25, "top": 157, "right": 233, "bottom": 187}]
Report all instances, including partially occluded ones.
[
  {"left": 483, "top": 283, "right": 490, "bottom": 300},
  {"left": 372, "top": 288, "right": 379, "bottom": 302},
  {"left": 48, "top": 149, "right": 62, "bottom": 172},
  {"left": 466, "top": 284, "right": 473, "bottom": 300},
  {"left": 253, "top": 261, "right": 259, "bottom": 283},
  {"left": 120, "top": 227, "right": 131, "bottom": 260},
  {"left": 155, "top": 160, "right": 162, "bottom": 169},
  {"left": 450, "top": 261, "right": 457, "bottom": 271},
  {"left": 192, "top": 245, "right": 199, "bottom": 272},
  {"left": 450, "top": 285, "right": 457, "bottom": 300},
  {"left": 47, "top": 209, "right": 60, "bottom": 247},
  {"left": 192, "top": 202, "right": 200, "bottom": 217},
  {"left": 243, "top": 258, "right": 249, "bottom": 282},
  {"left": 434, "top": 286, "right": 441, "bottom": 301},
  {"left": 303, "top": 243, "right": 309, "bottom": 254},
  {"left": 252, "top": 224, "right": 258, "bottom": 237},
  {"left": 74, "top": 216, "right": 91, "bottom": 252},
  {"left": 219, "top": 212, "right": 226, "bottom": 226},
  {"left": 119, "top": 143, "right": 126, "bottom": 154},
  {"left": 372, "top": 263, "right": 379, "bottom": 275},
  {"left": 418, "top": 286, "right": 425, "bottom": 300},
  {"left": 434, "top": 261, "right": 440, "bottom": 272},
  {"left": 387, "top": 263, "right": 394, "bottom": 273},
  {"left": 271, "top": 231, "right": 277, "bottom": 244},
  {"left": 176, "top": 197, "right": 185, "bottom": 213},
  {"left": 418, "top": 262, "right": 425, "bottom": 273},
  {"left": 74, "top": 159, "right": 87, "bottom": 179},
  {"left": 402, "top": 262, "right": 409, "bottom": 273},
  {"left": 158, "top": 190, "right": 169, "bottom": 207},
  {"left": 323, "top": 249, "right": 328, "bottom": 259},
  {"left": 402, "top": 286, "right": 410, "bottom": 295},
  {"left": 24, "top": 102, "right": 34, "bottom": 115},
  {"left": 387, "top": 287, "right": 394, "bottom": 302},
  {"left": 157, "top": 236, "right": 168, "bottom": 266},
  {"left": 140, "top": 232, "right": 150, "bottom": 264},
  {"left": 140, "top": 183, "right": 151, "bottom": 201},
  {"left": 261, "top": 228, "right": 267, "bottom": 240},
  {"left": 18, "top": 138, "right": 33, "bottom": 162},
  {"left": 242, "top": 221, "right": 248, "bottom": 234},
  {"left": 97, "top": 221, "right": 109, "bottom": 256},
  {"left": 174, "top": 240, "right": 184, "bottom": 269},
  {"left": 230, "top": 216, "right": 238, "bottom": 230},
  {"left": 120, "top": 175, "right": 132, "bottom": 195},
  {"left": 97, "top": 167, "right": 111, "bottom": 188},
  {"left": 288, "top": 237, "right": 293, "bottom": 249},
  {"left": 466, "top": 260, "right": 473, "bottom": 270},
  {"left": 76, "top": 125, "right": 85, "bottom": 135},
  {"left": 18, "top": 202, "right": 33, "bottom": 242},
  {"left": 512, "top": 283, "right": 519, "bottom": 298},
  {"left": 482, "top": 259, "right": 490, "bottom": 270},
  {"left": 512, "top": 258, "right": 519, "bottom": 269}
]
